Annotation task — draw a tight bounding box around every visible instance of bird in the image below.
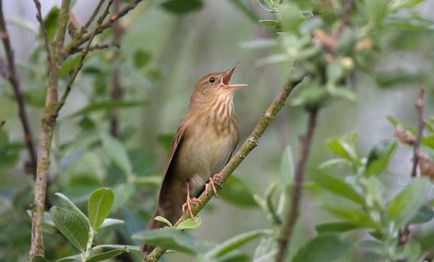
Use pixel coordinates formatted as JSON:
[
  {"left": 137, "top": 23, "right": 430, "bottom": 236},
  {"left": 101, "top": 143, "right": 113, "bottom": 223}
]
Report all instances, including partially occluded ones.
[{"left": 145, "top": 64, "right": 247, "bottom": 241}]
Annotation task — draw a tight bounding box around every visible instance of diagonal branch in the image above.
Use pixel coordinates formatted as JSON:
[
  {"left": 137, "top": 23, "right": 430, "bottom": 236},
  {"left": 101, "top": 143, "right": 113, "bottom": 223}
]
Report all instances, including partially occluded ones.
[
  {"left": 0, "top": 0, "right": 37, "bottom": 176},
  {"left": 274, "top": 107, "right": 319, "bottom": 262},
  {"left": 142, "top": 78, "right": 305, "bottom": 262}
]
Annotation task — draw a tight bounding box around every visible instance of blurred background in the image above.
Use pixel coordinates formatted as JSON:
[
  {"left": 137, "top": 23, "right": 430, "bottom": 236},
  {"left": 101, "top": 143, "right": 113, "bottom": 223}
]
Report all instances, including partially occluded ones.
[{"left": 1, "top": 0, "right": 434, "bottom": 261}]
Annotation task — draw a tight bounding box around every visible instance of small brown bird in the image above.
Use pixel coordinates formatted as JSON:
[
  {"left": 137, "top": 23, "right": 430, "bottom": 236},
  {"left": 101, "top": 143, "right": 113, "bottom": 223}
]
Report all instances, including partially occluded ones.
[{"left": 147, "top": 64, "right": 247, "bottom": 230}]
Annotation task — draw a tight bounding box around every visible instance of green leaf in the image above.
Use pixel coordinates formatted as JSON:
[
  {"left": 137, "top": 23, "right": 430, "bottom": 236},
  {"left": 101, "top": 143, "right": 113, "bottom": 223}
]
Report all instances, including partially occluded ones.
[
  {"left": 325, "top": 205, "right": 377, "bottom": 229},
  {"left": 277, "top": 3, "right": 303, "bottom": 33},
  {"left": 133, "top": 50, "right": 151, "bottom": 69},
  {"left": 386, "top": 15, "right": 434, "bottom": 31},
  {"left": 132, "top": 228, "right": 208, "bottom": 254},
  {"left": 101, "top": 132, "right": 132, "bottom": 176},
  {"left": 23, "top": 87, "right": 47, "bottom": 108},
  {"left": 409, "top": 205, "right": 434, "bottom": 224},
  {"left": 70, "top": 100, "right": 145, "bottom": 117},
  {"left": 154, "top": 216, "right": 173, "bottom": 228},
  {"left": 364, "top": 0, "right": 388, "bottom": 29},
  {"left": 315, "top": 222, "right": 360, "bottom": 234},
  {"left": 364, "top": 140, "right": 397, "bottom": 176},
  {"left": 313, "top": 173, "right": 364, "bottom": 204},
  {"left": 358, "top": 240, "right": 384, "bottom": 255},
  {"left": 100, "top": 218, "right": 124, "bottom": 228},
  {"left": 219, "top": 175, "right": 257, "bottom": 207},
  {"left": 326, "top": 137, "right": 358, "bottom": 163},
  {"left": 50, "top": 206, "right": 90, "bottom": 251},
  {"left": 204, "top": 229, "right": 270, "bottom": 258},
  {"left": 54, "top": 193, "right": 89, "bottom": 223},
  {"left": 44, "top": 6, "right": 59, "bottom": 40},
  {"left": 160, "top": 0, "right": 203, "bottom": 15},
  {"left": 390, "top": 0, "right": 424, "bottom": 11},
  {"left": 86, "top": 248, "right": 126, "bottom": 262},
  {"left": 88, "top": 187, "right": 114, "bottom": 230},
  {"left": 259, "top": 20, "right": 280, "bottom": 30},
  {"left": 255, "top": 0, "right": 281, "bottom": 12},
  {"left": 387, "top": 177, "right": 431, "bottom": 227},
  {"left": 176, "top": 217, "right": 201, "bottom": 230},
  {"left": 59, "top": 55, "right": 81, "bottom": 77},
  {"left": 292, "top": 234, "right": 351, "bottom": 262}
]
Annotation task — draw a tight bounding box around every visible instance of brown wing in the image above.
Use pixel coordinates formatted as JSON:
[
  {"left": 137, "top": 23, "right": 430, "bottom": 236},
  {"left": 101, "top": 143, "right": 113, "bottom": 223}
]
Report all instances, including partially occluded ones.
[{"left": 158, "top": 123, "right": 186, "bottom": 200}]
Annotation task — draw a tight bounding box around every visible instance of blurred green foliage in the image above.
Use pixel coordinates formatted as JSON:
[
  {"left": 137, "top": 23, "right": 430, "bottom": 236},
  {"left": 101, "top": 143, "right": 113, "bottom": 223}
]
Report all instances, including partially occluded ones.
[{"left": 1, "top": 0, "right": 434, "bottom": 261}]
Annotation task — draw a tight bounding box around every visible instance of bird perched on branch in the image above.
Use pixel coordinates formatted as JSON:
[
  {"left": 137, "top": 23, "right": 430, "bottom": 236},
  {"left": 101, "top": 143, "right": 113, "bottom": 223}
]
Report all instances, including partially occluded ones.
[{"left": 143, "top": 64, "right": 247, "bottom": 251}]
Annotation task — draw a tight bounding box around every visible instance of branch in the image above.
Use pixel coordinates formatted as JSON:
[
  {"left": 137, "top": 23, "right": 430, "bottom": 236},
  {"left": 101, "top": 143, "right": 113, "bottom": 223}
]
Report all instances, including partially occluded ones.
[
  {"left": 110, "top": 0, "right": 124, "bottom": 137},
  {"left": 29, "top": 0, "right": 71, "bottom": 259},
  {"left": 142, "top": 78, "right": 304, "bottom": 262},
  {"left": 57, "top": 0, "right": 113, "bottom": 112},
  {"left": 63, "top": 0, "right": 148, "bottom": 56},
  {"left": 0, "top": 0, "right": 37, "bottom": 176},
  {"left": 274, "top": 107, "right": 319, "bottom": 262},
  {"left": 411, "top": 88, "right": 425, "bottom": 178},
  {"left": 84, "top": 0, "right": 105, "bottom": 30},
  {"left": 69, "top": 43, "right": 120, "bottom": 55},
  {"left": 398, "top": 87, "right": 426, "bottom": 247}
]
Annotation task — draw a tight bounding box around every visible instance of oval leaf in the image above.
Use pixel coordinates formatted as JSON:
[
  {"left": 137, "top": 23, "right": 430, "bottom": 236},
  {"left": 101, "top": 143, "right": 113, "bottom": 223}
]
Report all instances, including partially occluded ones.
[
  {"left": 387, "top": 177, "right": 430, "bottom": 227},
  {"left": 88, "top": 188, "right": 114, "bottom": 230},
  {"left": 176, "top": 217, "right": 201, "bottom": 230},
  {"left": 50, "top": 206, "right": 90, "bottom": 251},
  {"left": 313, "top": 173, "right": 364, "bottom": 204},
  {"left": 132, "top": 228, "right": 208, "bottom": 254},
  {"left": 292, "top": 235, "right": 351, "bottom": 262},
  {"left": 86, "top": 248, "right": 126, "bottom": 262},
  {"left": 364, "top": 140, "right": 397, "bottom": 177},
  {"left": 204, "top": 229, "right": 270, "bottom": 258}
]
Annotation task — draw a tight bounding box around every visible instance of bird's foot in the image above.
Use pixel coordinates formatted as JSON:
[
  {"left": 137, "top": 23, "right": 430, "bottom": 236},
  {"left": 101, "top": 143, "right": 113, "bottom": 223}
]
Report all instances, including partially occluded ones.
[
  {"left": 182, "top": 197, "right": 200, "bottom": 219},
  {"left": 205, "top": 174, "right": 221, "bottom": 197}
]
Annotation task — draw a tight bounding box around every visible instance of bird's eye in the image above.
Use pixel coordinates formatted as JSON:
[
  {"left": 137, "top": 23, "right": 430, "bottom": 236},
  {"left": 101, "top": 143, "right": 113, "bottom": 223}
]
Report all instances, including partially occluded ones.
[{"left": 208, "top": 77, "right": 216, "bottom": 83}]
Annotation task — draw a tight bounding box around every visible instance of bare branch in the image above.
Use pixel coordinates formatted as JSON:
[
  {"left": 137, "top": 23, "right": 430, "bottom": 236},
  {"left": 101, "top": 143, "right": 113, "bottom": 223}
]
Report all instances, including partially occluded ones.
[
  {"left": 411, "top": 88, "right": 425, "bottom": 178},
  {"left": 142, "top": 78, "right": 304, "bottom": 262},
  {"left": 0, "top": 0, "right": 37, "bottom": 176},
  {"left": 274, "top": 107, "right": 319, "bottom": 262},
  {"left": 63, "top": 0, "right": 148, "bottom": 56},
  {"left": 110, "top": 0, "right": 124, "bottom": 137},
  {"left": 29, "top": 0, "right": 71, "bottom": 259},
  {"left": 56, "top": 0, "right": 113, "bottom": 112},
  {"left": 83, "top": 0, "right": 105, "bottom": 30},
  {"left": 398, "top": 87, "right": 426, "bottom": 247},
  {"left": 70, "top": 43, "right": 120, "bottom": 54}
]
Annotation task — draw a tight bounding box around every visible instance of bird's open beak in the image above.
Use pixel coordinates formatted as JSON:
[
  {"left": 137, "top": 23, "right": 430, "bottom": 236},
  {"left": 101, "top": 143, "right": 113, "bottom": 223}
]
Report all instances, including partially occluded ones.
[{"left": 221, "top": 63, "right": 248, "bottom": 89}]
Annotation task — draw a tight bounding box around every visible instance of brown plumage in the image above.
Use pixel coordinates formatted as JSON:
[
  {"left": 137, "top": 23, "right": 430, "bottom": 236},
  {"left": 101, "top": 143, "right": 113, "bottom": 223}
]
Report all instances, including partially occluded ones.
[{"left": 143, "top": 64, "right": 247, "bottom": 251}]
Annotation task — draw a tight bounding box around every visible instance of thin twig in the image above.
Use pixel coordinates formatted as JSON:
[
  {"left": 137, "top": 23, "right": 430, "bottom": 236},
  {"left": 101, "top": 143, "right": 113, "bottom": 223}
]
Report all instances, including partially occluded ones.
[
  {"left": 274, "top": 107, "right": 319, "bottom": 262},
  {"left": 84, "top": 0, "right": 105, "bottom": 30},
  {"left": 70, "top": 43, "right": 120, "bottom": 54},
  {"left": 0, "top": 0, "right": 37, "bottom": 176},
  {"left": 411, "top": 88, "right": 425, "bottom": 178},
  {"left": 142, "top": 78, "right": 304, "bottom": 262},
  {"left": 110, "top": 0, "right": 124, "bottom": 137},
  {"left": 63, "top": 0, "right": 147, "bottom": 56},
  {"left": 398, "top": 88, "right": 426, "bottom": 248},
  {"left": 57, "top": 0, "right": 113, "bottom": 112}
]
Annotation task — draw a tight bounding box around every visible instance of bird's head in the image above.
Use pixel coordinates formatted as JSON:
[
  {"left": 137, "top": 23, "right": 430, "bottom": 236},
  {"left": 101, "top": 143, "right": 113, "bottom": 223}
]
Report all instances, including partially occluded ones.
[{"left": 190, "top": 64, "right": 247, "bottom": 106}]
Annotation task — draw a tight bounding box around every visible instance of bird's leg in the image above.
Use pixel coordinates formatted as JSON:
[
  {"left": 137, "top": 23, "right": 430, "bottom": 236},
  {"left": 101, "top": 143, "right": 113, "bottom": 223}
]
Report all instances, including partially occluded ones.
[
  {"left": 205, "top": 173, "right": 222, "bottom": 196},
  {"left": 182, "top": 181, "right": 200, "bottom": 219}
]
